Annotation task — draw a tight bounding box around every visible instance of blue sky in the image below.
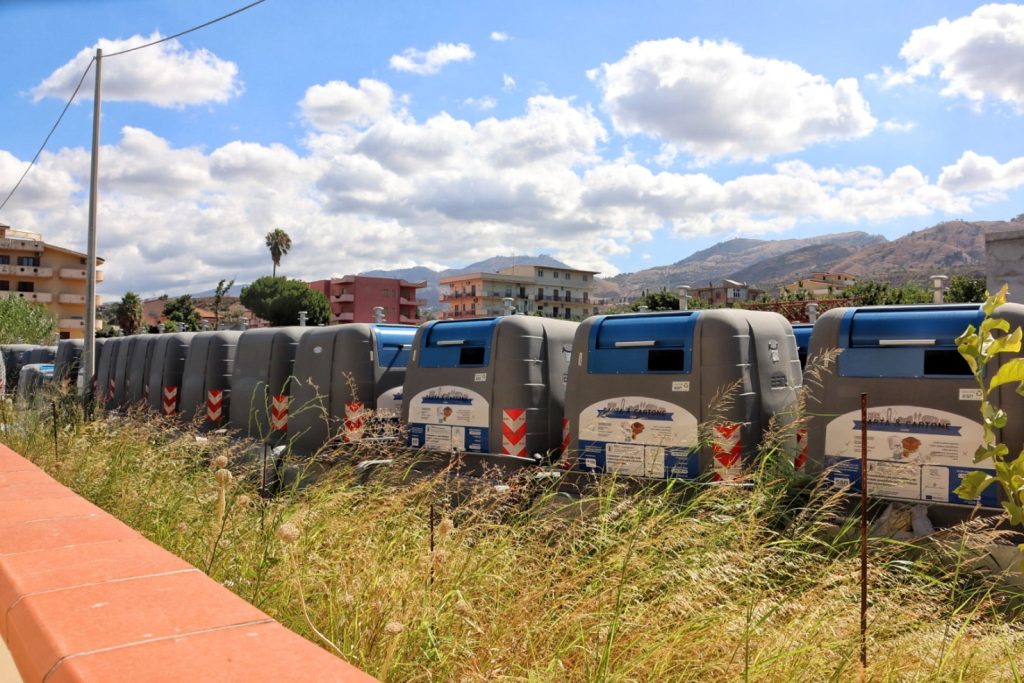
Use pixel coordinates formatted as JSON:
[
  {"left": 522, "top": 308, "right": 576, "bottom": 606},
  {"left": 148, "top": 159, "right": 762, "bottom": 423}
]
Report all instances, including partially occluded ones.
[{"left": 1, "top": 0, "right": 1023, "bottom": 298}]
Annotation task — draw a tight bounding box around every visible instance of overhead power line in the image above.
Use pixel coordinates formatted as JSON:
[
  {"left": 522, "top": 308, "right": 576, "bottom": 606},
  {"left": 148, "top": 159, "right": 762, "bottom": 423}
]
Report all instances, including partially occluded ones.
[
  {"left": 0, "top": 0, "right": 267, "bottom": 216},
  {"left": 0, "top": 58, "right": 95, "bottom": 214}
]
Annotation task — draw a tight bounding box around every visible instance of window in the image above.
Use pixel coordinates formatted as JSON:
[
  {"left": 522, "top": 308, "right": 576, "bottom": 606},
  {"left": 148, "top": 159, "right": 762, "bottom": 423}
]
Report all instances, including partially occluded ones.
[
  {"left": 537, "top": 288, "right": 544, "bottom": 300},
  {"left": 0, "top": 281, "right": 8, "bottom": 291},
  {"left": 536, "top": 269, "right": 544, "bottom": 277},
  {"left": 583, "top": 292, "right": 589, "bottom": 302},
  {"left": 564, "top": 309, "right": 572, "bottom": 320},
  {"left": 17, "top": 256, "right": 38, "bottom": 267},
  {"left": 0, "top": 256, "right": 8, "bottom": 265},
  {"left": 582, "top": 274, "right": 589, "bottom": 282},
  {"left": 553, "top": 306, "right": 560, "bottom": 316},
  {"left": 17, "top": 282, "right": 33, "bottom": 292},
  {"left": 565, "top": 272, "right": 571, "bottom": 280},
  {"left": 553, "top": 271, "right": 559, "bottom": 279}
]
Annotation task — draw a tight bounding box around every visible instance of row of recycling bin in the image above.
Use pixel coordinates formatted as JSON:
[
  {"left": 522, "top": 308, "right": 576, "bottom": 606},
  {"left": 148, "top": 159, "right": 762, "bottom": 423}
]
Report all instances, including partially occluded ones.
[{"left": 5, "top": 301, "right": 1024, "bottom": 512}]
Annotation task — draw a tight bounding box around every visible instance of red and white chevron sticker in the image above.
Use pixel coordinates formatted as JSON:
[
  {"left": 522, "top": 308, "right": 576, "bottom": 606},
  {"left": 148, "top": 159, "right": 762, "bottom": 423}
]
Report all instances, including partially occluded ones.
[
  {"left": 206, "top": 389, "right": 224, "bottom": 423},
  {"left": 712, "top": 422, "right": 742, "bottom": 481},
  {"left": 795, "top": 428, "right": 808, "bottom": 470},
  {"left": 501, "top": 408, "right": 527, "bottom": 457},
  {"left": 271, "top": 394, "right": 289, "bottom": 431},
  {"left": 162, "top": 386, "right": 178, "bottom": 415},
  {"left": 108, "top": 378, "right": 115, "bottom": 402},
  {"left": 343, "top": 401, "right": 366, "bottom": 442}
]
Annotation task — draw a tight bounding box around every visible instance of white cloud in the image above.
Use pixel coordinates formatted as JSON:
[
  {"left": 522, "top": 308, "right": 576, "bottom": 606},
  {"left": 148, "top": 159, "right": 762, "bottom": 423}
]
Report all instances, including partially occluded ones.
[
  {"left": 389, "top": 42, "right": 475, "bottom": 75},
  {"left": 32, "top": 33, "right": 241, "bottom": 107},
  {"left": 886, "top": 4, "right": 1024, "bottom": 111},
  {"left": 490, "top": 31, "right": 511, "bottom": 42},
  {"left": 3, "top": 87, "right": 1018, "bottom": 296},
  {"left": 502, "top": 73, "right": 516, "bottom": 91},
  {"left": 591, "top": 37, "right": 877, "bottom": 161},
  {"left": 882, "top": 119, "right": 917, "bottom": 133},
  {"left": 299, "top": 79, "right": 393, "bottom": 130},
  {"left": 938, "top": 150, "right": 1024, "bottom": 192},
  {"left": 463, "top": 96, "right": 497, "bottom": 110}
]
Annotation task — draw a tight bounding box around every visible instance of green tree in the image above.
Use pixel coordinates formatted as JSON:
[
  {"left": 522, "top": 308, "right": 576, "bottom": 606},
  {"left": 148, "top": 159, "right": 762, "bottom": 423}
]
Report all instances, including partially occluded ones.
[
  {"left": 162, "top": 295, "right": 202, "bottom": 332},
  {"left": 212, "top": 278, "right": 235, "bottom": 330},
  {"left": 240, "top": 276, "right": 330, "bottom": 327},
  {"left": 840, "top": 280, "right": 932, "bottom": 306},
  {"left": 630, "top": 290, "right": 681, "bottom": 311},
  {"left": 945, "top": 275, "right": 986, "bottom": 303},
  {"left": 0, "top": 297, "right": 57, "bottom": 344},
  {"left": 114, "top": 291, "right": 143, "bottom": 335},
  {"left": 265, "top": 228, "right": 292, "bottom": 277}
]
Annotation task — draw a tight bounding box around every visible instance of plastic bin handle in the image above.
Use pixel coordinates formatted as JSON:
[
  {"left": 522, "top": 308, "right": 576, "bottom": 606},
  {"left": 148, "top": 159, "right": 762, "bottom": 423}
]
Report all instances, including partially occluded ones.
[
  {"left": 613, "top": 340, "right": 656, "bottom": 348},
  {"left": 435, "top": 339, "right": 465, "bottom": 346},
  {"left": 877, "top": 339, "right": 936, "bottom": 347}
]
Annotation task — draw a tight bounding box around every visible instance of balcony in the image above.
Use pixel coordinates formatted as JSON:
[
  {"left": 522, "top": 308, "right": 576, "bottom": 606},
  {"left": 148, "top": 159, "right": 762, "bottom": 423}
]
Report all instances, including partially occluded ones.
[
  {"left": 58, "top": 293, "right": 91, "bottom": 305},
  {"left": 0, "top": 237, "right": 43, "bottom": 253},
  {"left": 59, "top": 318, "right": 85, "bottom": 329},
  {"left": 59, "top": 268, "right": 104, "bottom": 282},
  {"left": 399, "top": 314, "right": 420, "bottom": 324},
  {"left": 0, "top": 264, "right": 53, "bottom": 278},
  {"left": 399, "top": 296, "right": 427, "bottom": 306},
  {"left": 331, "top": 293, "right": 354, "bottom": 303},
  {"left": 333, "top": 312, "right": 355, "bottom": 322},
  {"left": 0, "top": 291, "right": 53, "bottom": 303}
]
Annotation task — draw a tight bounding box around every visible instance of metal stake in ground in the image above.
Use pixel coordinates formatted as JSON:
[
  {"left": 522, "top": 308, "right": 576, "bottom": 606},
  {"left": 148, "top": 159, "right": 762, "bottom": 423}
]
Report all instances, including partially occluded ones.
[
  {"left": 52, "top": 400, "right": 59, "bottom": 471},
  {"left": 859, "top": 392, "right": 868, "bottom": 673}
]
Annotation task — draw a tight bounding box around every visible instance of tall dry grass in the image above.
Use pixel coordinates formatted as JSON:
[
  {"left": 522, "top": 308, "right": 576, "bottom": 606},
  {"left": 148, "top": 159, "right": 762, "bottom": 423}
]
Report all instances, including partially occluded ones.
[{"left": 4, "top": 392, "right": 1024, "bottom": 682}]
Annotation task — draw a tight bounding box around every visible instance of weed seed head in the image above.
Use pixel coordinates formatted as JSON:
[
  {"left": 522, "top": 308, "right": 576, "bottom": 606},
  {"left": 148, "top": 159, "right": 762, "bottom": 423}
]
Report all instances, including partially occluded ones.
[
  {"left": 213, "top": 454, "right": 229, "bottom": 469},
  {"left": 438, "top": 517, "right": 455, "bottom": 540},
  {"left": 276, "top": 522, "right": 301, "bottom": 544},
  {"left": 215, "top": 468, "right": 233, "bottom": 485},
  {"left": 384, "top": 621, "right": 404, "bottom": 636}
]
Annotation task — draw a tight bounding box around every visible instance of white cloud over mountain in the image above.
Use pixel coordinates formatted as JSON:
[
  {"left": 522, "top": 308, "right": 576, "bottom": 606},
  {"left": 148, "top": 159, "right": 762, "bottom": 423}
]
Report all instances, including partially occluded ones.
[
  {"left": 389, "top": 42, "right": 475, "bottom": 75},
  {"left": 31, "top": 33, "right": 241, "bottom": 107},
  {"left": 591, "top": 37, "right": 877, "bottom": 161},
  {"left": 299, "top": 79, "right": 394, "bottom": 129},
  {"left": 886, "top": 3, "right": 1024, "bottom": 111}
]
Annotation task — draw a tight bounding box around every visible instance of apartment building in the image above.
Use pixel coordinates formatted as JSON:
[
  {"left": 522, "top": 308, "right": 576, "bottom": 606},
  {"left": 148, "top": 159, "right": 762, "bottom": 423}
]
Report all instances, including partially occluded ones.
[
  {"left": 691, "top": 279, "right": 764, "bottom": 307},
  {"left": 781, "top": 271, "right": 858, "bottom": 297},
  {"left": 440, "top": 264, "right": 599, "bottom": 320},
  {"left": 307, "top": 275, "right": 426, "bottom": 324},
  {"left": 0, "top": 223, "right": 104, "bottom": 339}
]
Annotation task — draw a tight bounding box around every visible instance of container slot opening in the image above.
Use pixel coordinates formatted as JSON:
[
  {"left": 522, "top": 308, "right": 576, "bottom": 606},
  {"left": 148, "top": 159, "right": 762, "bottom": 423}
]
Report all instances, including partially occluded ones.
[
  {"left": 459, "top": 347, "right": 485, "bottom": 365},
  {"left": 648, "top": 349, "right": 685, "bottom": 372},
  {"left": 923, "top": 349, "right": 972, "bottom": 376}
]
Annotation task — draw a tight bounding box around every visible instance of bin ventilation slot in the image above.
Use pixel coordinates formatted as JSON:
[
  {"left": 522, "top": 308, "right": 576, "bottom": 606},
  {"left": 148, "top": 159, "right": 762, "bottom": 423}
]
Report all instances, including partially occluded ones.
[
  {"left": 459, "top": 347, "right": 485, "bottom": 365},
  {"left": 614, "top": 340, "right": 656, "bottom": 348},
  {"left": 647, "top": 349, "right": 684, "bottom": 372},
  {"left": 878, "top": 339, "right": 936, "bottom": 347},
  {"left": 436, "top": 340, "right": 465, "bottom": 347}
]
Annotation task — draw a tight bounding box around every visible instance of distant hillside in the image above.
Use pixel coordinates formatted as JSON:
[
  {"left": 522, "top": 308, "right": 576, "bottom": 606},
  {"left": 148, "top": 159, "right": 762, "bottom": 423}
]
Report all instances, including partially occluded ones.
[
  {"left": 597, "top": 231, "right": 886, "bottom": 298},
  {"left": 363, "top": 254, "right": 573, "bottom": 308}
]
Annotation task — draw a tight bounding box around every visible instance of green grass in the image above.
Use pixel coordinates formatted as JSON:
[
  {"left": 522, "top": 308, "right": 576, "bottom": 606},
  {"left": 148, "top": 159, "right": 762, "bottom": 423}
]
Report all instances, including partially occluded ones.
[{"left": 5, "top": 398, "right": 1024, "bottom": 682}]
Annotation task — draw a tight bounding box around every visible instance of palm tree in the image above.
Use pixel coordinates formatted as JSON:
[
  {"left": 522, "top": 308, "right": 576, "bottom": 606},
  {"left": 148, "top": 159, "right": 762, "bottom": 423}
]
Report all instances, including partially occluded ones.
[
  {"left": 265, "top": 228, "right": 292, "bottom": 277},
  {"left": 115, "top": 291, "right": 143, "bottom": 335}
]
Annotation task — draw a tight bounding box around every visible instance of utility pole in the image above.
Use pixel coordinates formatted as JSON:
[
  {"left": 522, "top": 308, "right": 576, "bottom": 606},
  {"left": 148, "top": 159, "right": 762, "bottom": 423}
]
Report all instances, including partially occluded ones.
[{"left": 81, "top": 48, "right": 102, "bottom": 399}]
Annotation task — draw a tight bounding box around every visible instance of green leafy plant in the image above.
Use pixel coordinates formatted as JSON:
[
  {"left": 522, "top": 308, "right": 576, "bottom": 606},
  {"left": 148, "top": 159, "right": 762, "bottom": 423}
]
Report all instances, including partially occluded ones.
[
  {"left": 954, "top": 285, "right": 1024, "bottom": 529},
  {"left": 0, "top": 296, "right": 57, "bottom": 344}
]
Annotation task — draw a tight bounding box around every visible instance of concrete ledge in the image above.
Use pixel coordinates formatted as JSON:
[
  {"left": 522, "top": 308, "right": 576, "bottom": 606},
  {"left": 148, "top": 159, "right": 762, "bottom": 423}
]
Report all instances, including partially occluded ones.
[{"left": 0, "top": 443, "right": 377, "bottom": 683}]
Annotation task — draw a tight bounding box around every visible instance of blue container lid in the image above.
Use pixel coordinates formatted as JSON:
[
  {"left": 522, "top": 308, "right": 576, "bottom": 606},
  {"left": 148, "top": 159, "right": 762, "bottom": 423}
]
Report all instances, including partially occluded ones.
[
  {"left": 373, "top": 324, "right": 417, "bottom": 369},
  {"left": 845, "top": 305, "right": 983, "bottom": 348},
  {"left": 418, "top": 318, "right": 498, "bottom": 368}
]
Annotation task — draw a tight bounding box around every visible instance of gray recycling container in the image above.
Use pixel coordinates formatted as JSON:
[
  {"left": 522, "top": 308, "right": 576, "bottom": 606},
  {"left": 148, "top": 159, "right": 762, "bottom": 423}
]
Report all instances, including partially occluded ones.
[
  {"left": 145, "top": 333, "right": 195, "bottom": 414},
  {"left": 179, "top": 331, "right": 242, "bottom": 422},
  {"left": 564, "top": 310, "right": 802, "bottom": 481},
  {"left": 229, "top": 327, "right": 306, "bottom": 439},
  {"left": 16, "top": 363, "right": 54, "bottom": 403},
  {"left": 53, "top": 339, "right": 84, "bottom": 388},
  {"left": 110, "top": 337, "right": 139, "bottom": 408},
  {"left": 93, "top": 338, "right": 125, "bottom": 405},
  {"left": 806, "top": 304, "right": 1024, "bottom": 510},
  {"left": 125, "top": 335, "right": 159, "bottom": 406},
  {"left": 289, "top": 324, "right": 417, "bottom": 455},
  {"left": 1, "top": 344, "right": 37, "bottom": 394},
  {"left": 81, "top": 337, "right": 110, "bottom": 397},
  {"left": 402, "top": 316, "right": 578, "bottom": 458},
  {"left": 27, "top": 346, "right": 56, "bottom": 365}
]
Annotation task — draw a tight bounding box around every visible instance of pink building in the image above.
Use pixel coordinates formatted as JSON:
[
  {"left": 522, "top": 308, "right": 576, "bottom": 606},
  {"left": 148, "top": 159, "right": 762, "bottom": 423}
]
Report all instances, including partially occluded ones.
[{"left": 308, "top": 275, "right": 426, "bottom": 324}]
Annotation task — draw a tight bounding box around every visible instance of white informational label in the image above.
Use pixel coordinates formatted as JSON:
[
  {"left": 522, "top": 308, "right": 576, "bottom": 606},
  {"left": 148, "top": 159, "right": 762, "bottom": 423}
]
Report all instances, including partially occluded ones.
[
  {"left": 474, "top": 373, "right": 487, "bottom": 382},
  {"left": 407, "top": 385, "right": 490, "bottom": 452},
  {"left": 824, "top": 404, "right": 990, "bottom": 505},
  {"left": 958, "top": 388, "right": 983, "bottom": 401},
  {"left": 578, "top": 396, "right": 698, "bottom": 479},
  {"left": 671, "top": 381, "right": 690, "bottom": 392}
]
